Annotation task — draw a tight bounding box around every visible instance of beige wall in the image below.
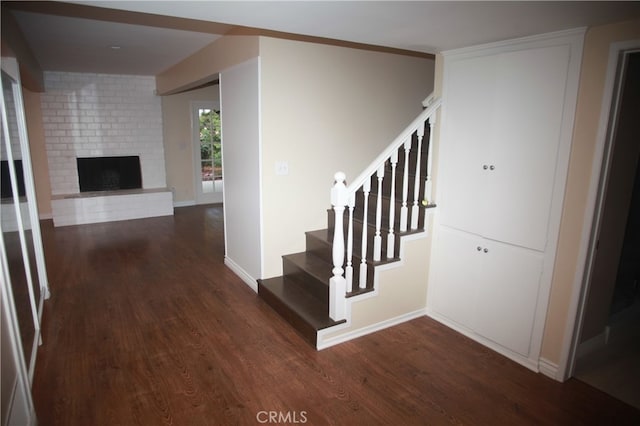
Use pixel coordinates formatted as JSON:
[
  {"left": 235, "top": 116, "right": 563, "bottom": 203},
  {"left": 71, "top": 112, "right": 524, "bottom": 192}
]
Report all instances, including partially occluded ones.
[
  {"left": 161, "top": 85, "right": 219, "bottom": 204},
  {"left": 22, "top": 88, "right": 51, "bottom": 217},
  {"left": 541, "top": 19, "right": 640, "bottom": 364},
  {"left": 155, "top": 35, "right": 259, "bottom": 95},
  {"left": 259, "top": 36, "right": 435, "bottom": 278},
  {"left": 319, "top": 235, "right": 430, "bottom": 346}
]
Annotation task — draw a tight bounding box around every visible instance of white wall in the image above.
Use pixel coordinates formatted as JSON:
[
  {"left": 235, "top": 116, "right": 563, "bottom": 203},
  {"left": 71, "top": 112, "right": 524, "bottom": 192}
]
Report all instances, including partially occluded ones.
[
  {"left": 259, "top": 37, "right": 435, "bottom": 278},
  {"left": 40, "top": 72, "right": 166, "bottom": 195},
  {"left": 220, "top": 58, "right": 262, "bottom": 285},
  {"left": 161, "top": 85, "right": 220, "bottom": 205}
]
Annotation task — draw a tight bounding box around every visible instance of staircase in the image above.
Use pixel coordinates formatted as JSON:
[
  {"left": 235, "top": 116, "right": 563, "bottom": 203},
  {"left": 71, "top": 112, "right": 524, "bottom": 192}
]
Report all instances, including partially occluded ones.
[{"left": 258, "top": 97, "right": 441, "bottom": 347}]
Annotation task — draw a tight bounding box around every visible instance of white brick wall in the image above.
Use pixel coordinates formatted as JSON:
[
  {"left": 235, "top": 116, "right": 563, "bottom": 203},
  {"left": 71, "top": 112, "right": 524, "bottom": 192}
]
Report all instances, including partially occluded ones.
[
  {"left": 41, "top": 72, "right": 167, "bottom": 195},
  {"left": 51, "top": 190, "right": 173, "bottom": 227}
]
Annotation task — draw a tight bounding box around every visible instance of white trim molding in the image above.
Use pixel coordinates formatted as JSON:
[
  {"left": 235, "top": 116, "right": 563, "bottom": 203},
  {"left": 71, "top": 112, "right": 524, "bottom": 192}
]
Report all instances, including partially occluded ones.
[
  {"left": 224, "top": 256, "right": 258, "bottom": 293},
  {"left": 538, "top": 358, "right": 560, "bottom": 380},
  {"left": 317, "top": 308, "right": 427, "bottom": 350},
  {"left": 558, "top": 39, "right": 640, "bottom": 381}
]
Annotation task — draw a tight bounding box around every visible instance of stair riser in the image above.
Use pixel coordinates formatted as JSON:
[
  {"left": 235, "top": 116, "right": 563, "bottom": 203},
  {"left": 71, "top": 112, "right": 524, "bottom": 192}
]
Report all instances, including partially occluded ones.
[
  {"left": 305, "top": 232, "right": 332, "bottom": 262},
  {"left": 367, "top": 169, "right": 427, "bottom": 204},
  {"left": 370, "top": 130, "right": 431, "bottom": 195},
  {"left": 305, "top": 231, "right": 395, "bottom": 290},
  {"left": 257, "top": 282, "right": 318, "bottom": 346},
  {"left": 327, "top": 205, "right": 425, "bottom": 253},
  {"left": 328, "top": 194, "right": 427, "bottom": 235},
  {"left": 336, "top": 220, "right": 400, "bottom": 261},
  {"left": 283, "top": 257, "right": 329, "bottom": 304}
]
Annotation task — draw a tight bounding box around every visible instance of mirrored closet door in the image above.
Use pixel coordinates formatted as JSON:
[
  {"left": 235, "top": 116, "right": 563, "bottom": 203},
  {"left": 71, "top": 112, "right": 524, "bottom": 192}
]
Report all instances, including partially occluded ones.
[{"left": 1, "top": 58, "right": 50, "bottom": 384}]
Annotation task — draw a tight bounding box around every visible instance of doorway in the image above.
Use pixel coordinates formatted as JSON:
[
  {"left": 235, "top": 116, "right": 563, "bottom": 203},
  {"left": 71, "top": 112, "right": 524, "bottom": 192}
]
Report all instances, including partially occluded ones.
[
  {"left": 573, "top": 50, "right": 640, "bottom": 409},
  {"left": 192, "top": 101, "right": 223, "bottom": 204}
]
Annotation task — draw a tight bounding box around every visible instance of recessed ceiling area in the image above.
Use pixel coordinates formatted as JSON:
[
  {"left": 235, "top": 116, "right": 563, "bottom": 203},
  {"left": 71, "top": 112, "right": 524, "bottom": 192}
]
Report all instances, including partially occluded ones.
[
  {"left": 5, "top": 1, "right": 640, "bottom": 77},
  {"left": 11, "top": 11, "right": 222, "bottom": 75},
  {"left": 75, "top": 1, "right": 640, "bottom": 53}
]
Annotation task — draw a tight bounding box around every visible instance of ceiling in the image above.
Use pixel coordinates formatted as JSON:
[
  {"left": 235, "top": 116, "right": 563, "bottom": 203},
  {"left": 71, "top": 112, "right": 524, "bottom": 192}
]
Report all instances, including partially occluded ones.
[{"left": 6, "top": 1, "right": 640, "bottom": 76}]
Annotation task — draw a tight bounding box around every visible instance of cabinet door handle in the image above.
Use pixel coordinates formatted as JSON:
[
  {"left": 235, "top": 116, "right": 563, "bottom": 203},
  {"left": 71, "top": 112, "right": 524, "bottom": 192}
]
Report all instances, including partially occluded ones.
[
  {"left": 482, "top": 164, "right": 488, "bottom": 170},
  {"left": 483, "top": 248, "right": 489, "bottom": 253},
  {"left": 477, "top": 246, "right": 482, "bottom": 251},
  {"left": 489, "top": 165, "right": 495, "bottom": 171}
]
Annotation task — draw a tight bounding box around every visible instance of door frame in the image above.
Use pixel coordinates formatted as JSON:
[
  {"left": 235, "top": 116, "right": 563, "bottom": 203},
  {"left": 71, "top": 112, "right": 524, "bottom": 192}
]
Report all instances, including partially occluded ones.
[
  {"left": 191, "top": 100, "right": 223, "bottom": 205},
  {"left": 561, "top": 40, "right": 640, "bottom": 380}
]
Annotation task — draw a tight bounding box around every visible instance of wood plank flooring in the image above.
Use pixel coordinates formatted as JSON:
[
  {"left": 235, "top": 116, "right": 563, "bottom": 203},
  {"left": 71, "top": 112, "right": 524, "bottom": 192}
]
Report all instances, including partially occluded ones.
[{"left": 32, "top": 205, "right": 640, "bottom": 425}]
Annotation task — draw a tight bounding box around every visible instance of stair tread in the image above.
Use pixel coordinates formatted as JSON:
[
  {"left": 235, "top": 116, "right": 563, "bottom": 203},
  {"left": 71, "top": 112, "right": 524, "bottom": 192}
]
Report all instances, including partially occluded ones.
[
  {"left": 258, "top": 276, "right": 344, "bottom": 332},
  {"left": 283, "top": 251, "right": 332, "bottom": 285}
]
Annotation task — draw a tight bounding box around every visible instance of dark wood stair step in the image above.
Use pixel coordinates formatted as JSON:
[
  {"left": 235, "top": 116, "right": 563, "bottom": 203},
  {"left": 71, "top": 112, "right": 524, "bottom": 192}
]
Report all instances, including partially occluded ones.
[
  {"left": 307, "top": 227, "right": 400, "bottom": 264},
  {"left": 257, "top": 276, "right": 345, "bottom": 346},
  {"left": 282, "top": 251, "right": 332, "bottom": 303},
  {"left": 305, "top": 228, "right": 407, "bottom": 290}
]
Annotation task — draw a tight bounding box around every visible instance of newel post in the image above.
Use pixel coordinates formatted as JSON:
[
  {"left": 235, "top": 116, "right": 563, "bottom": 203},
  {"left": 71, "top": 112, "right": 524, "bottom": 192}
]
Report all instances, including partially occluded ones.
[{"left": 330, "top": 172, "right": 348, "bottom": 321}]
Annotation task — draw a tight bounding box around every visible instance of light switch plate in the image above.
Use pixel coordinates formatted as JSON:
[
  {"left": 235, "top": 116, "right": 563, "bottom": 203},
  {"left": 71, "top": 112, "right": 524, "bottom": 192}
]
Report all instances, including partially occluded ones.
[{"left": 275, "top": 161, "right": 289, "bottom": 175}]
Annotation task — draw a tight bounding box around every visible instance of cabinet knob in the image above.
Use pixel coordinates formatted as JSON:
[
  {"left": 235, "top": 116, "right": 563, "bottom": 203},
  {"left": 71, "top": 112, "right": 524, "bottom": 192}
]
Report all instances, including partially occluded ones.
[
  {"left": 477, "top": 246, "right": 482, "bottom": 251},
  {"left": 489, "top": 165, "right": 495, "bottom": 171},
  {"left": 483, "top": 248, "right": 489, "bottom": 253},
  {"left": 482, "top": 165, "right": 488, "bottom": 170}
]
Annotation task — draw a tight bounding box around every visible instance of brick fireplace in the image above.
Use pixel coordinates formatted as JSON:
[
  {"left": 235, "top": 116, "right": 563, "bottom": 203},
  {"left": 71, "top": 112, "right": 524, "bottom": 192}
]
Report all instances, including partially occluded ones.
[{"left": 41, "top": 72, "right": 173, "bottom": 226}]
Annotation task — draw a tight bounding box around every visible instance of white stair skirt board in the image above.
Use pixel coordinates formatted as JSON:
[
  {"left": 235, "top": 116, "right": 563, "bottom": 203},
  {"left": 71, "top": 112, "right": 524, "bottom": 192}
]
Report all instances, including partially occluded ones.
[
  {"left": 51, "top": 188, "right": 173, "bottom": 227},
  {"left": 317, "top": 308, "right": 427, "bottom": 350}
]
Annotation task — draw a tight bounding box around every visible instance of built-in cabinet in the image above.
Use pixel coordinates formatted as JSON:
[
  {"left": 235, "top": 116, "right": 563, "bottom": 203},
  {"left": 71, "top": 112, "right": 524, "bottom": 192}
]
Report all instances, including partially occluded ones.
[
  {"left": 428, "top": 29, "right": 585, "bottom": 370},
  {"left": 430, "top": 227, "right": 544, "bottom": 356}
]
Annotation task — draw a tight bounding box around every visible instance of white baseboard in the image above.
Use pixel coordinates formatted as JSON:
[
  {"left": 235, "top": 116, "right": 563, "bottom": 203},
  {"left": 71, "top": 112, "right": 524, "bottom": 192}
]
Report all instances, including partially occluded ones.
[
  {"left": 173, "top": 200, "right": 196, "bottom": 208},
  {"left": 538, "top": 357, "right": 560, "bottom": 380},
  {"left": 316, "top": 308, "right": 427, "bottom": 350},
  {"left": 426, "top": 308, "right": 540, "bottom": 373},
  {"left": 224, "top": 257, "right": 258, "bottom": 293}
]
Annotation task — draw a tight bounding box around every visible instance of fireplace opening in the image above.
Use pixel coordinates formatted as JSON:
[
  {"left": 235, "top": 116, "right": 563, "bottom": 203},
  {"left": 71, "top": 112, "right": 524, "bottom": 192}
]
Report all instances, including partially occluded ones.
[{"left": 77, "top": 156, "right": 142, "bottom": 193}]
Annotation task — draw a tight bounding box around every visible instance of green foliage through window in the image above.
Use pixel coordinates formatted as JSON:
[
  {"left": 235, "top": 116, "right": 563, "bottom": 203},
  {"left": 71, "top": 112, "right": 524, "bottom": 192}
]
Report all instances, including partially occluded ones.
[{"left": 199, "top": 109, "right": 222, "bottom": 181}]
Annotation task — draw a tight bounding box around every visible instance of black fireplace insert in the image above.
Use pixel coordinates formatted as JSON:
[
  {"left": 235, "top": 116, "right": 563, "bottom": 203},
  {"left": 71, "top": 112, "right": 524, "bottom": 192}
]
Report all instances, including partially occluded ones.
[{"left": 77, "top": 156, "right": 142, "bottom": 192}]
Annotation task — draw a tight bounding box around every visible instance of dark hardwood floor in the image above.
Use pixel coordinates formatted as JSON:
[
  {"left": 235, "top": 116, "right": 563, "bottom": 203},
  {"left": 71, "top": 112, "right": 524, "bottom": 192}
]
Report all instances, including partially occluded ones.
[{"left": 32, "top": 205, "right": 640, "bottom": 425}]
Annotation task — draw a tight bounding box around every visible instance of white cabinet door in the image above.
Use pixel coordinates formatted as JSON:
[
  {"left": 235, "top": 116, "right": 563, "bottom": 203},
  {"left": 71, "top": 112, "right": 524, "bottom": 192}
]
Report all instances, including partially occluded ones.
[
  {"left": 473, "top": 240, "right": 545, "bottom": 357},
  {"left": 429, "top": 226, "right": 481, "bottom": 330},
  {"left": 431, "top": 227, "right": 544, "bottom": 357},
  {"left": 439, "top": 44, "right": 572, "bottom": 251},
  {"left": 483, "top": 46, "right": 571, "bottom": 251},
  {"left": 438, "top": 55, "right": 494, "bottom": 234}
]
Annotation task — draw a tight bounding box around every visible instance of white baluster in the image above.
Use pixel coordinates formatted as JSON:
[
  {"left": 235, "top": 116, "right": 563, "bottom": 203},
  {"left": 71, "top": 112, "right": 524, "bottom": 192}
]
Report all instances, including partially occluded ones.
[
  {"left": 400, "top": 138, "right": 411, "bottom": 232},
  {"left": 345, "top": 193, "right": 355, "bottom": 293},
  {"left": 359, "top": 178, "right": 371, "bottom": 289},
  {"left": 373, "top": 165, "right": 384, "bottom": 262},
  {"left": 330, "top": 172, "right": 347, "bottom": 320},
  {"left": 387, "top": 150, "right": 398, "bottom": 258},
  {"left": 423, "top": 113, "right": 436, "bottom": 231},
  {"left": 411, "top": 122, "right": 425, "bottom": 230}
]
